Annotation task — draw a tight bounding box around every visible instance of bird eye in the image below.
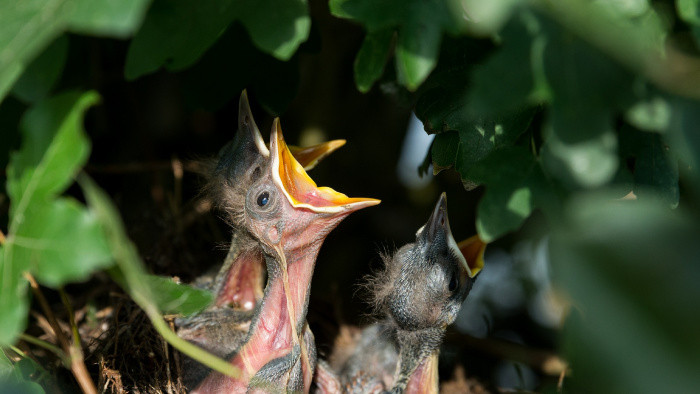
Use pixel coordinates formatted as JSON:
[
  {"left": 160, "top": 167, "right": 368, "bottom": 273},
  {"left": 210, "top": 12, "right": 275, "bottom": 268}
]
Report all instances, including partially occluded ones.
[
  {"left": 257, "top": 191, "right": 270, "bottom": 207},
  {"left": 448, "top": 273, "right": 459, "bottom": 292}
]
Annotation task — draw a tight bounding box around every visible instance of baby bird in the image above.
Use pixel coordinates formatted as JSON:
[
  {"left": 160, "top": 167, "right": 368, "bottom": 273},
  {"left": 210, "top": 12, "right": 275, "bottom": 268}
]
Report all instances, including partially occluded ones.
[
  {"left": 316, "top": 193, "right": 485, "bottom": 393},
  {"left": 176, "top": 91, "right": 359, "bottom": 391}
]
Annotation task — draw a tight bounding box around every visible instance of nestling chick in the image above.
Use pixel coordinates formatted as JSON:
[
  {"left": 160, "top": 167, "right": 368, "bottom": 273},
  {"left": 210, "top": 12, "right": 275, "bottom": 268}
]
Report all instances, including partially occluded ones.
[{"left": 317, "top": 193, "right": 485, "bottom": 393}]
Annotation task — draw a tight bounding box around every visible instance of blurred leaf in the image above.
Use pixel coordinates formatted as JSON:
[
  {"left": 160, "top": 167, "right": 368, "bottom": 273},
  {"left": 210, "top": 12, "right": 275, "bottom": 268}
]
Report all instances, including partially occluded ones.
[
  {"left": 0, "top": 0, "right": 150, "bottom": 103},
  {"left": 179, "top": 24, "right": 299, "bottom": 114},
  {"left": 125, "top": 0, "right": 309, "bottom": 80},
  {"left": 0, "top": 250, "right": 28, "bottom": 347},
  {"left": 677, "top": 0, "right": 700, "bottom": 43},
  {"left": 0, "top": 351, "right": 43, "bottom": 394},
  {"left": 551, "top": 194, "right": 700, "bottom": 393},
  {"left": 465, "top": 147, "right": 553, "bottom": 242},
  {"left": 11, "top": 36, "right": 69, "bottom": 104},
  {"left": 466, "top": 11, "right": 547, "bottom": 116},
  {"left": 540, "top": 21, "right": 635, "bottom": 189},
  {"left": 147, "top": 276, "right": 213, "bottom": 316},
  {"left": 625, "top": 95, "right": 672, "bottom": 132},
  {"left": 7, "top": 91, "right": 98, "bottom": 218},
  {"left": 354, "top": 28, "right": 394, "bottom": 93},
  {"left": 1, "top": 91, "right": 111, "bottom": 348},
  {"left": 66, "top": 0, "right": 151, "bottom": 37},
  {"left": 330, "top": 0, "right": 464, "bottom": 90}
]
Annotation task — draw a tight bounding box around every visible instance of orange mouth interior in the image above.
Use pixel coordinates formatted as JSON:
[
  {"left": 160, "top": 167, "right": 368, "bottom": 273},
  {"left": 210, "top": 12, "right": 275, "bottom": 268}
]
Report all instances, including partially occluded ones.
[
  {"left": 271, "top": 119, "right": 380, "bottom": 211},
  {"left": 458, "top": 235, "right": 486, "bottom": 277}
]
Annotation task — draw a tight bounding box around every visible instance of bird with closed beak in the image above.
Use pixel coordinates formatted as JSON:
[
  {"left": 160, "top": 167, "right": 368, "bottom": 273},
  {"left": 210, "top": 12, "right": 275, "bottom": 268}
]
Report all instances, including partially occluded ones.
[{"left": 315, "top": 193, "right": 485, "bottom": 393}]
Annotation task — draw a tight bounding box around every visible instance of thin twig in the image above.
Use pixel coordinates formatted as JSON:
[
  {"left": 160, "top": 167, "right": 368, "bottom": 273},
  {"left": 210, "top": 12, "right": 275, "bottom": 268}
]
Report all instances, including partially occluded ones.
[{"left": 24, "top": 273, "right": 97, "bottom": 394}]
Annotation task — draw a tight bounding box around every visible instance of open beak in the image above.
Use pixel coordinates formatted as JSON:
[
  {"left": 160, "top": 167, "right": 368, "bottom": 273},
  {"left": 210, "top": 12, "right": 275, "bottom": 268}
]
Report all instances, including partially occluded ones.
[
  {"left": 457, "top": 235, "right": 486, "bottom": 278},
  {"left": 270, "top": 118, "right": 380, "bottom": 214},
  {"left": 288, "top": 139, "right": 346, "bottom": 171}
]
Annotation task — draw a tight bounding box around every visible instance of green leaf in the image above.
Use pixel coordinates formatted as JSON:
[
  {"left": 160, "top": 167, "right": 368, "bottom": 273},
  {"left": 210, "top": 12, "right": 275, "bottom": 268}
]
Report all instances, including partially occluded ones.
[
  {"left": 7, "top": 91, "right": 99, "bottom": 219},
  {"left": 354, "top": 29, "right": 394, "bottom": 93},
  {"left": 125, "top": 0, "right": 310, "bottom": 80},
  {"left": 539, "top": 22, "right": 635, "bottom": 189},
  {"left": 11, "top": 36, "right": 69, "bottom": 104},
  {"left": 330, "top": 0, "right": 464, "bottom": 90},
  {"left": 124, "top": 0, "right": 237, "bottom": 79},
  {"left": 234, "top": 0, "right": 311, "bottom": 61},
  {"left": 11, "top": 199, "right": 112, "bottom": 287},
  {"left": 66, "top": 0, "right": 151, "bottom": 37},
  {"left": 1, "top": 90, "right": 111, "bottom": 347},
  {"left": 465, "top": 147, "right": 553, "bottom": 242},
  {"left": 147, "top": 275, "right": 213, "bottom": 316},
  {"left": 0, "top": 250, "right": 30, "bottom": 347},
  {"left": 551, "top": 194, "right": 700, "bottom": 393},
  {"left": 0, "top": 0, "right": 150, "bottom": 103},
  {"left": 430, "top": 131, "right": 459, "bottom": 173},
  {"left": 396, "top": 21, "right": 442, "bottom": 90},
  {"left": 541, "top": 105, "right": 619, "bottom": 189},
  {"left": 466, "top": 11, "right": 547, "bottom": 116}
]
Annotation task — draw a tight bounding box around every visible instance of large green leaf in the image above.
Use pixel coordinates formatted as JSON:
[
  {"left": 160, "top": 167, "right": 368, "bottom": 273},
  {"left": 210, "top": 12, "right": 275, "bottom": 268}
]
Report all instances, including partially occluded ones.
[
  {"left": 330, "top": 0, "right": 464, "bottom": 90},
  {"left": 1, "top": 91, "right": 112, "bottom": 347},
  {"left": 551, "top": 194, "right": 700, "bottom": 393},
  {"left": 7, "top": 91, "right": 97, "bottom": 219},
  {"left": 0, "top": 0, "right": 150, "bottom": 103},
  {"left": 125, "top": 0, "right": 310, "bottom": 80}
]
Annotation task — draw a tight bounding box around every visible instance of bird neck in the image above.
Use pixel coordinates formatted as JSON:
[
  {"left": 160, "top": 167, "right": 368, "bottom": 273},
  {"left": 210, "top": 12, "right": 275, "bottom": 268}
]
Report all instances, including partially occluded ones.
[{"left": 391, "top": 327, "right": 444, "bottom": 393}]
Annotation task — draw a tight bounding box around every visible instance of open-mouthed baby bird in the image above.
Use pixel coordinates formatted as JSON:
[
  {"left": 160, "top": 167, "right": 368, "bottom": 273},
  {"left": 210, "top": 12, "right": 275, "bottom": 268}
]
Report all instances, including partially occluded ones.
[
  {"left": 316, "top": 193, "right": 485, "bottom": 393},
  {"left": 181, "top": 104, "right": 379, "bottom": 392}
]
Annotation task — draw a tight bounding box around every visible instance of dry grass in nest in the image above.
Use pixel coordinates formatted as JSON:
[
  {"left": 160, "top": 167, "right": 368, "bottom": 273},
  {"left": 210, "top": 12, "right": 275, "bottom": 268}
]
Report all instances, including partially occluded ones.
[{"left": 86, "top": 294, "right": 184, "bottom": 394}]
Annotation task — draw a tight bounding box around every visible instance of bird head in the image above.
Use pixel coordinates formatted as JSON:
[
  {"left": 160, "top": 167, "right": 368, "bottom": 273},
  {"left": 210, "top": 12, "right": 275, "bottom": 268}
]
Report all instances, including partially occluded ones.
[
  {"left": 374, "top": 193, "right": 485, "bottom": 332},
  {"left": 208, "top": 90, "right": 346, "bottom": 228}
]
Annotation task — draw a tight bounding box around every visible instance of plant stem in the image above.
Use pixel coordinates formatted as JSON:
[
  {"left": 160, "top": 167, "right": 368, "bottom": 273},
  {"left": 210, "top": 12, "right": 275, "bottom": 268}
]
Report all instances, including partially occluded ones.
[
  {"left": 19, "top": 333, "right": 69, "bottom": 365},
  {"left": 0, "top": 228, "right": 5, "bottom": 245},
  {"left": 59, "top": 288, "right": 82, "bottom": 350},
  {"left": 24, "top": 273, "right": 97, "bottom": 394}
]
